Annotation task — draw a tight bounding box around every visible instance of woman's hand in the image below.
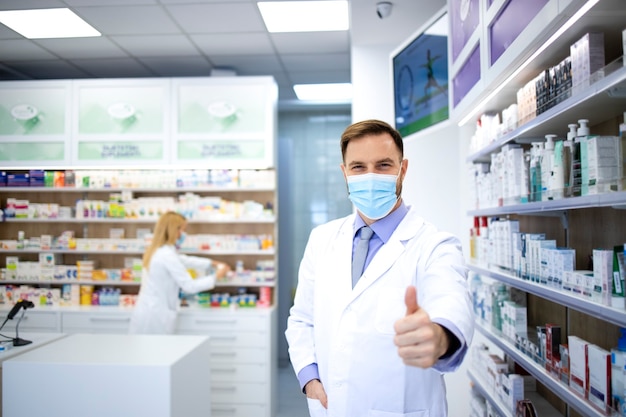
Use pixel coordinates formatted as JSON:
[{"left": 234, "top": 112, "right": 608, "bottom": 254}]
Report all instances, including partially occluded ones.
[{"left": 215, "top": 262, "right": 231, "bottom": 279}]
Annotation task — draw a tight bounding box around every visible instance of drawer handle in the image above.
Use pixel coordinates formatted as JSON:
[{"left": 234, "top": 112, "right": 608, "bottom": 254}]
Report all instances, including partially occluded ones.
[
  {"left": 212, "top": 407, "right": 237, "bottom": 413},
  {"left": 211, "top": 386, "right": 237, "bottom": 392},
  {"left": 195, "top": 319, "right": 237, "bottom": 324},
  {"left": 89, "top": 317, "right": 131, "bottom": 322},
  {"left": 211, "top": 352, "right": 236, "bottom": 357},
  {"left": 212, "top": 368, "right": 237, "bottom": 373},
  {"left": 212, "top": 335, "right": 237, "bottom": 341}
]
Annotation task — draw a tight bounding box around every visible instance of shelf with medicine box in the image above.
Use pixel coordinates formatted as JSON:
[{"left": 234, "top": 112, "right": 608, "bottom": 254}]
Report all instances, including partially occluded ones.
[
  {"left": 0, "top": 168, "right": 279, "bottom": 313},
  {"left": 468, "top": 263, "right": 626, "bottom": 328},
  {"left": 474, "top": 319, "right": 612, "bottom": 417},
  {"left": 461, "top": 2, "right": 626, "bottom": 416},
  {"left": 467, "top": 369, "right": 561, "bottom": 417}
]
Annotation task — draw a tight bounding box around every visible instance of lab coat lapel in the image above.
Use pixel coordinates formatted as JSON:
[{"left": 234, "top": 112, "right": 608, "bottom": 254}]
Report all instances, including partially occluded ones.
[
  {"left": 351, "top": 210, "right": 423, "bottom": 298},
  {"left": 328, "top": 217, "right": 358, "bottom": 310}
]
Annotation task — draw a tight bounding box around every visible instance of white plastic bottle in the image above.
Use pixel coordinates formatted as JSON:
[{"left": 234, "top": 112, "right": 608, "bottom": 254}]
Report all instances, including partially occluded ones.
[
  {"left": 550, "top": 135, "right": 566, "bottom": 200},
  {"left": 542, "top": 135, "right": 556, "bottom": 201}
]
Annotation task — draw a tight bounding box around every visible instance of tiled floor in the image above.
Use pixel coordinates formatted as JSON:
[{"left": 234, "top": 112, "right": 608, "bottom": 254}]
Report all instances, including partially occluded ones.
[{"left": 276, "top": 364, "right": 310, "bottom": 417}]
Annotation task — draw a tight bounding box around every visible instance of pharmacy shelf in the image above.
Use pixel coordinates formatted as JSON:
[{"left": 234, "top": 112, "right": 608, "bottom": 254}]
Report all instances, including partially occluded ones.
[
  {"left": 475, "top": 319, "right": 611, "bottom": 417},
  {"left": 0, "top": 279, "right": 274, "bottom": 287},
  {"left": 0, "top": 279, "right": 140, "bottom": 286},
  {"left": 467, "top": 369, "right": 562, "bottom": 417},
  {"left": 0, "top": 186, "right": 274, "bottom": 193},
  {"left": 466, "top": 61, "right": 626, "bottom": 163},
  {"left": 467, "top": 191, "right": 626, "bottom": 217},
  {"left": 0, "top": 248, "right": 275, "bottom": 256},
  {"left": 3, "top": 217, "right": 276, "bottom": 224},
  {"left": 468, "top": 263, "right": 626, "bottom": 328}
]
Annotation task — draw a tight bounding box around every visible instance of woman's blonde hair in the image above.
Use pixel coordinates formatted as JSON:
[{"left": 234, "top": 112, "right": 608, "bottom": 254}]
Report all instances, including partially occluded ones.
[{"left": 143, "top": 211, "right": 187, "bottom": 269}]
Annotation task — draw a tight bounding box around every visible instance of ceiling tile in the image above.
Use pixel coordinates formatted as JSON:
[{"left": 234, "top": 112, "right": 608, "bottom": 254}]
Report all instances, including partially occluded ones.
[
  {"left": 0, "top": 0, "right": 66, "bottom": 10},
  {"left": 74, "top": 5, "right": 181, "bottom": 35},
  {"left": 281, "top": 53, "right": 350, "bottom": 72},
  {"left": 0, "top": 39, "right": 58, "bottom": 60},
  {"left": 166, "top": 3, "right": 265, "bottom": 34},
  {"left": 139, "top": 56, "right": 213, "bottom": 77},
  {"left": 208, "top": 54, "right": 283, "bottom": 74},
  {"left": 191, "top": 33, "right": 274, "bottom": 56},
  {"left": 271, "top": 32, "right": 349, "bottom": 54},
  {"left": 289, "top": 70, "right": 351, "bottom": 84},
  {"left": 64, "top": 0, "right": 156, "bottom": 5},
  {"left": 72, "top": 57, "right": 155, "bottom": 77},
  {"left": 3, "top": 60, "right": 90, "bottom": 79},
  {"left": 34, "top": 37, "right": 129, "bottom": 59},
  {"left": 112, "top": 35, "right": 199, "bottom": 57}
]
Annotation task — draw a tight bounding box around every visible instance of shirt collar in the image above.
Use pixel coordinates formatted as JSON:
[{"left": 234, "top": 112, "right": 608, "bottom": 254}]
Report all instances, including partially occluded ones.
[{"left": 353, "top": 200, "right": 408, "bottom": 244}]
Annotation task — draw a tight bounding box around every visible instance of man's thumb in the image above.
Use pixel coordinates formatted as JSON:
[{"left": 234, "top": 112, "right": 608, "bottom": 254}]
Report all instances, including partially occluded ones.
[{"left": 405, "top": 285, "right": 419, "bottom": 316}]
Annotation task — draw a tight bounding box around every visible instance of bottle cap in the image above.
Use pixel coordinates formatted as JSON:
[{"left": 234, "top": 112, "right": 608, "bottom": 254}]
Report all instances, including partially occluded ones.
[
  {"left": 577, "top": 119, "right": 589, "bottom": 136},
  {"left": 567, "top": 124, "right": 577, "bottom": 141},
  {"left": 544, "top": 134, "right": 556, "bottom": 150}
]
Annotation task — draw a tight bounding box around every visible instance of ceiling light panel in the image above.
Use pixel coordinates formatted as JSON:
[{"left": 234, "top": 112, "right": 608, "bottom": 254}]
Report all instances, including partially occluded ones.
[
  {"left": 0, "top": 8, "right": 100, "bottom": 39},
  {"left": 258, "top": 1, "right": 349, "bottom": 33}
]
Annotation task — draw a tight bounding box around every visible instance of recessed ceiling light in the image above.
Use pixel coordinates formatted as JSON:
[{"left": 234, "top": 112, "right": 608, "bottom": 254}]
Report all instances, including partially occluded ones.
[
  {"left": 0, "top": 8, "right": 101, "bottom": 39},
  {"left": 257, "top": 1, "right": 349, "bottom": 33},
  {"left": 294, "top": 83, "right": 352, "bottom": 101}
]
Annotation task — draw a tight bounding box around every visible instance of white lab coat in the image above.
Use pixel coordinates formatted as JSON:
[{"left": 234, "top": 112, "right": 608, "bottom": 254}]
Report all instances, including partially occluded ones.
[
  {"left": 129, "top": 245, "right": 216, "bottom": 334},
  {"left": 285, "top": 206, "right": 474, "bottom": 417}
]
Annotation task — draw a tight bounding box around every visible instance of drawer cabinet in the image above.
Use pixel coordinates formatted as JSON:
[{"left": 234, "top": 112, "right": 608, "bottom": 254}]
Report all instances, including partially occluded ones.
[
  {"left": 176, "top": 308, "right": 277, "bottom": 417},
  {"left": 61, "top": 310, "right": 131, "bottom": 334},
  {"left": 0, "top": 310, "right": 60, "bottom": 333}
]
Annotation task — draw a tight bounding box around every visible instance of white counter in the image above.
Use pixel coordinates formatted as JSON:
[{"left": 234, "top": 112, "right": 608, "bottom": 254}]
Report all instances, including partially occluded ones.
[
  {"left": 3, "top": 333, "right": 211, "bottom": 417},
  {"left": 0, "top": 332, "right": 66, "bottom": 417}
]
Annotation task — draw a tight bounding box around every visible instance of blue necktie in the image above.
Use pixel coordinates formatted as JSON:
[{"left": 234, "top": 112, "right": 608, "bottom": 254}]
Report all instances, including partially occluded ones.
[{"left": 352, "top": 226, "right": 374, "bottom": 288}]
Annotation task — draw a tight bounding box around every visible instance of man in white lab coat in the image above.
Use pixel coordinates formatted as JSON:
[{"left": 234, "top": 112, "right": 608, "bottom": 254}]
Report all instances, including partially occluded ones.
[{"left": 285, "top": 119, "right": 474, "bottom": 417}]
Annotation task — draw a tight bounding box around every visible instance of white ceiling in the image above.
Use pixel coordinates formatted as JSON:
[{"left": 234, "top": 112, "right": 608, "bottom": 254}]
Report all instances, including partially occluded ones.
[{"left": 0, "top": 0, "right": 443, "bottom": 103}]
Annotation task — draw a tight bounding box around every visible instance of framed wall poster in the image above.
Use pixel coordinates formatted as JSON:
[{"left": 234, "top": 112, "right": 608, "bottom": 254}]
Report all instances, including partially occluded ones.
[
  {"left": 72, "top": 78, "right": 170, "bottom": 167},
  {"left": 0, "top": 80, "right": 72, "bottom": 167},
  {"left": 172, "top": 76, "right": 277, "bottom": 169},
  {"left": 392, "top": 8, "right": 450, "bottom": 137}
]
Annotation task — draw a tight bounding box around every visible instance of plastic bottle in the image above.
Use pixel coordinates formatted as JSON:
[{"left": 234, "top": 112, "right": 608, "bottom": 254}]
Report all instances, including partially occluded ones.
[
  {"left": 550, "top": 135, "right": 566, "bottom": 200},
  {"left": 612, "top": 328, "right": 626, "bottom": 414},
  {"left": 572, "top": 119, "right": 589, "bottom": 196},
  {"left": 529, "top": 142, "right": 543, "bottom": 202},
  {"left": 619, "top": 112, "right": 626, "bottom": 191},
  {"left": 542, "top": 135, "right": 556, "bottom": 201},
  {"left": 563, "top": 123, "right": 577, "bottom": 197}
]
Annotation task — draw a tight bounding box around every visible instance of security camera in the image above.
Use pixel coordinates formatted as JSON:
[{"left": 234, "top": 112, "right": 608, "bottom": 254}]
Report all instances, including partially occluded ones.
[{"left": 376, "top": 1, "right": 392, "bottom": 19}]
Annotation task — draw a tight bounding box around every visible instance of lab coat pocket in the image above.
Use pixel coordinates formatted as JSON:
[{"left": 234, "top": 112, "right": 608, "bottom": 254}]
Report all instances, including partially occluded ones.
[
  {"left": 374, "top": 287, "right": 406, "bottom": 335},
  {"left": 368, "top": 410, "right": 428, "bottom": 417},
  {"left": 306, "top": 398, "right": 328, "bottom": 417}
]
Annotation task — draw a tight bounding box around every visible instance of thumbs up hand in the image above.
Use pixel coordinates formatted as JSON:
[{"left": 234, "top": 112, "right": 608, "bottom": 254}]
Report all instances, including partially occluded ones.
[{"left": 393, "top": 285, "right": 450, "bottom": 368}]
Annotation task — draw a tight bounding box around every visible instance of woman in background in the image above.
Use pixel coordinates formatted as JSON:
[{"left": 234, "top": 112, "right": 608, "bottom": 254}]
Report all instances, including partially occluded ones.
[{"left": 129, "top": 211, "right": 231, "bottom": 334}]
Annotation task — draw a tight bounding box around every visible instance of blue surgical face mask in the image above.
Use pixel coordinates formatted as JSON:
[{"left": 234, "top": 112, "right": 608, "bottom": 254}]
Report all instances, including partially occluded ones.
[
  {"left": 175, "top": 232, "right": 187, "bottom": 248},
  {"left": 347, "top": 171, "right": 400, "bottom": 220}
]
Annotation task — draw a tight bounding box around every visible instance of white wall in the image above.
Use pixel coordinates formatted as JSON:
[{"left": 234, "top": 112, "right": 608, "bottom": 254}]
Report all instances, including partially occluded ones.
[{"left": 350, "top": 11, "right": 473, "bottom": 417}]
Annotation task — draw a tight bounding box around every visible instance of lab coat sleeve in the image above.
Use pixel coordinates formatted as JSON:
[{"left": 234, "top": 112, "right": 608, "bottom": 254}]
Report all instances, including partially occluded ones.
[
  {"left": 285, "top": 226, "right": 320, "bottom": 376},
  {"left": 417, "top": 231, "right": 474, "bottom": 373},
  {"left": 178, "top": 253, "right": 213, "bottom": 273},
  {"left": 166, "top": 252, "right": 216, "bottom": 294}
]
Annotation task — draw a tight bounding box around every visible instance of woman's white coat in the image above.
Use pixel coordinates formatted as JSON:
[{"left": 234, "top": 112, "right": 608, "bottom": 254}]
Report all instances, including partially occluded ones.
[{"left": 129, "top": 245, "right": 215, "bottom": 334}]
